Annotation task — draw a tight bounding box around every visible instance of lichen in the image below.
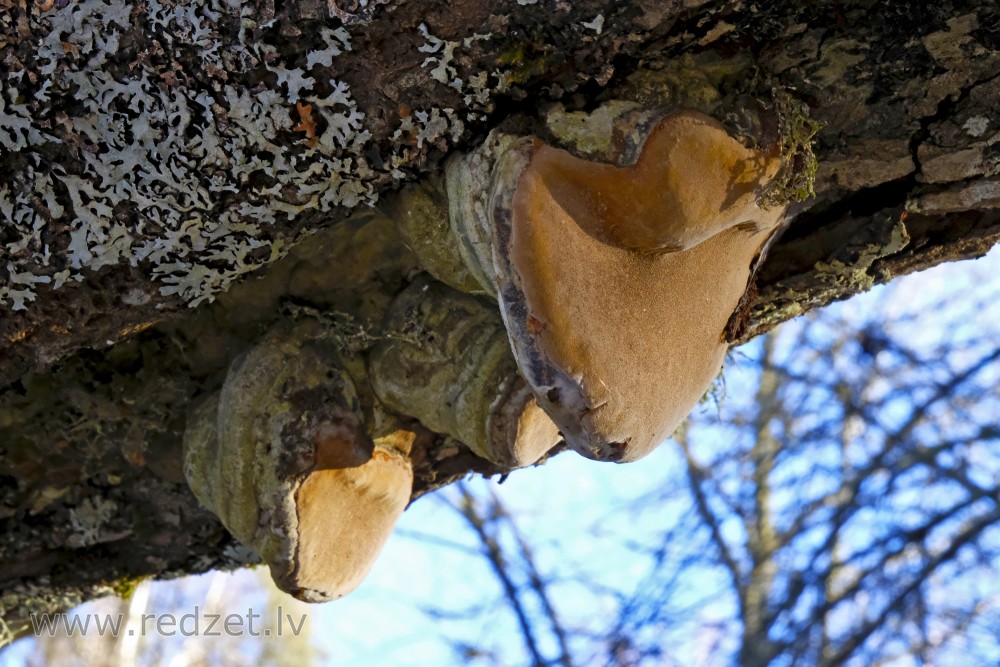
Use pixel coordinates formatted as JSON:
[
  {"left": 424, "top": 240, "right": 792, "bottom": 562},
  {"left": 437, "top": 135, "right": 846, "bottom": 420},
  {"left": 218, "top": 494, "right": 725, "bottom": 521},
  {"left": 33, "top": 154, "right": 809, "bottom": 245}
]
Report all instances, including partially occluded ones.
[
  {"left": 68, "top": 496, "right": 118, "bottom": 548},
  {"left": 751, "top": 217, "right": 911, "bottom": 337},
  {"left": 415, "top": 22, "right": 500, "bottom": 125},
  {"left": 542, "top": 101, "right": 642, "bottom": 159},
  {"left": 581, "top": 14, "right": 605, "bottom": 35},
  {"left": 0, "top": 0, "right": 487, "bottom": 312},
  {"left": 222, "top": 543, "right": 262, "bottom": 566}
]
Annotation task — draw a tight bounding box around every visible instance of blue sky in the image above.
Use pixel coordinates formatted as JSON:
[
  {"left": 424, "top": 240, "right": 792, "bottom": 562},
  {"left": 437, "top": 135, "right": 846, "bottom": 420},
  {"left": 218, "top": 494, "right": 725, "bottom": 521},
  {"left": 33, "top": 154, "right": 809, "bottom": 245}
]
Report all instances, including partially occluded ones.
[{"left": 3, "top": 246, "right": 999, "bottom": 666}]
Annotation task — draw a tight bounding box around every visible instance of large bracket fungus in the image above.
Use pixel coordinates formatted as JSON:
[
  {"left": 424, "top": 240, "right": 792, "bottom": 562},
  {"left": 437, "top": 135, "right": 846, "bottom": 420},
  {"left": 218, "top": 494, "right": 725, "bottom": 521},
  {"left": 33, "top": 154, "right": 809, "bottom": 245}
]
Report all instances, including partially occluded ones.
[
  {"left": 183, "top": 106, "right": 791, "bottom": 602},
  {"left": 183, "top": 320, "right": 414, "bottom": 602},
  {"left": 399, "top": 108, "right": 788, "bottom": 462}
]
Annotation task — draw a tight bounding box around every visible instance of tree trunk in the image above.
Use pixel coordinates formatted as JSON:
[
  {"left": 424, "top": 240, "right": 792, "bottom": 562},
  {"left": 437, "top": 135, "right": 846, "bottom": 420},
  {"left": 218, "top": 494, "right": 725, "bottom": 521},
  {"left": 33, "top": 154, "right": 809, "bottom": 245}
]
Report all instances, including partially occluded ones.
[{"left": 1, "top": 0, "right": 998, "bottom": 637}]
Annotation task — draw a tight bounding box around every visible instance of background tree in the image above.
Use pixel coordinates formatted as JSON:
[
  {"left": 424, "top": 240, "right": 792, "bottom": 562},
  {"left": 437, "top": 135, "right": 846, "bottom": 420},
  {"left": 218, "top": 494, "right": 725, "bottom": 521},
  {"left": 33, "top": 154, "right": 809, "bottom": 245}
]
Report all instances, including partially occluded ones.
[{"left": 390, "top": 253, "right": 1000, "bottom": 666}]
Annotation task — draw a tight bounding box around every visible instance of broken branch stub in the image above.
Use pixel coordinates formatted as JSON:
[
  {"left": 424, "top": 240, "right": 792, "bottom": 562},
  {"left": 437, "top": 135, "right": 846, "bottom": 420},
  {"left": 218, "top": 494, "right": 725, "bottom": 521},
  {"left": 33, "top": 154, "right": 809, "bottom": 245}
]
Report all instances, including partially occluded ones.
[
  {"left": 183, "top": 320, "right": 413, "bottom": 602},
  {"left": 434, "top": 109, "right": 787, "bottom": 462}
]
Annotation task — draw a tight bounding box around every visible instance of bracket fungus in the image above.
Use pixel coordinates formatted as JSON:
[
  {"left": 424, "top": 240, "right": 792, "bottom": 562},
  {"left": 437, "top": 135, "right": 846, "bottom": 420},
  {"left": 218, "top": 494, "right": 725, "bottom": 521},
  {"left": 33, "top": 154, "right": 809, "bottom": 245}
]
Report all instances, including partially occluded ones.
[
  {"left": 411, "top": 108, "right": 789, "bottom": 462},
  {"left": 183, "top": 321, "right": 413, "bottom": 602},
  {"left": 370, "top": 277, "right": 561, "bottom": 468}
]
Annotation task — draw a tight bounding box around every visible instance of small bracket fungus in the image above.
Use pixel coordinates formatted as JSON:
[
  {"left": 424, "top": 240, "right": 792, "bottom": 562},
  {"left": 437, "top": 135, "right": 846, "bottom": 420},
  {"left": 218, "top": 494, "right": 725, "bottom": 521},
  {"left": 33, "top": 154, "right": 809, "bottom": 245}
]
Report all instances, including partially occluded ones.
[
  {"left": 369, "top": 277, "right": 560, "bottom": 468},
  {"left": 183, "top": 321, "right": 413, "bottom": 602},
  {"left": 432, "top": 109, "right": 787, "bottom": 462}
]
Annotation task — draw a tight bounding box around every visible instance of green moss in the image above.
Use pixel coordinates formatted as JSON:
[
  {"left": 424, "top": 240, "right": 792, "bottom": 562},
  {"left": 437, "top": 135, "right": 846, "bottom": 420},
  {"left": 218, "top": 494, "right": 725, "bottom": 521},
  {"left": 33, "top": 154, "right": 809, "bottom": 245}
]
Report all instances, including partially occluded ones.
[
  {"left": 111, "top": 575, "right": 149, "bottom": 600},
  {"left": 760, "top": 90, "right": 823, "bottom": 207},
  {"left": 497, "top": 43, "right": 550, "bottom": 85}
]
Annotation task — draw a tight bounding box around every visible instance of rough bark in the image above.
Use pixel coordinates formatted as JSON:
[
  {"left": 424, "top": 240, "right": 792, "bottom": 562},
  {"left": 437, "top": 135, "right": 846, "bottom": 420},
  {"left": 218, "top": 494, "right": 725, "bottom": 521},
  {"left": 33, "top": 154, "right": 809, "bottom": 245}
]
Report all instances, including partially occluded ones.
[{"left": 1, "top": 0, "right": 999, "bottom": 639}]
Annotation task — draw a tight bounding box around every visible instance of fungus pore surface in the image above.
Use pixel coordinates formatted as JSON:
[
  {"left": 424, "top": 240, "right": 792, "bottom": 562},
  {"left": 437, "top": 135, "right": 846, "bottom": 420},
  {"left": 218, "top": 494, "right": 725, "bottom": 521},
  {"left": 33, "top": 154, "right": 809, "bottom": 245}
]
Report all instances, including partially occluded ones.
[
  {"left": 495, "top": 111, "right": 785, "bottom": 462},
  {"left": 291, "top": 435, "right": 413, "bottom": 600}
]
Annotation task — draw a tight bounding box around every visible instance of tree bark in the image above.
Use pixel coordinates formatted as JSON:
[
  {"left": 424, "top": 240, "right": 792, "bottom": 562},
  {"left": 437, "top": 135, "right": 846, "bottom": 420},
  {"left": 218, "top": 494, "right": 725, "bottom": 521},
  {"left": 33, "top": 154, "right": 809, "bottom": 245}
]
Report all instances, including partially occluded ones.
[{"left": 1, "top": 0, "right": 998, "bottom": 637}]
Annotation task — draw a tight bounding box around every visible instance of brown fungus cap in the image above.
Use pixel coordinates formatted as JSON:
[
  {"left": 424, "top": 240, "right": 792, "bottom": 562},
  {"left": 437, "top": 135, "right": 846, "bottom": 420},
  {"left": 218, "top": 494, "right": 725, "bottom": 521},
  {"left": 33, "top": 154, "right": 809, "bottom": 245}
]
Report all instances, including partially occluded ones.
[{"left": 489, "top": 111, "right": 785, "bottom": 462}]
